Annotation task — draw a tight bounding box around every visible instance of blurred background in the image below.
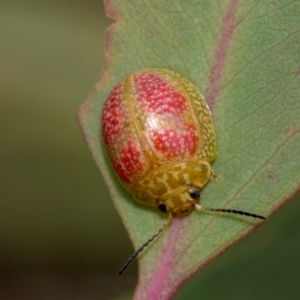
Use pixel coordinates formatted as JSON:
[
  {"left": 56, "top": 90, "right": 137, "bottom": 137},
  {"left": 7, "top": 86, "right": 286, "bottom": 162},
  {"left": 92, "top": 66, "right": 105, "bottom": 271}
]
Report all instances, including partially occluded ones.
[{"left": 1, "top": 1, "right": 300, "bottom": 299}]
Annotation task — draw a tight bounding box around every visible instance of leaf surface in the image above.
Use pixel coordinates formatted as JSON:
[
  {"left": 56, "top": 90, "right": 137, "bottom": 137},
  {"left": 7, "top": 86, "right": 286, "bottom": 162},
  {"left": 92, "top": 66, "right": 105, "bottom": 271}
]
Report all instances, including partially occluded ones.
[{"left": 77, "top": 1, "right": 300, "bottom": 299}]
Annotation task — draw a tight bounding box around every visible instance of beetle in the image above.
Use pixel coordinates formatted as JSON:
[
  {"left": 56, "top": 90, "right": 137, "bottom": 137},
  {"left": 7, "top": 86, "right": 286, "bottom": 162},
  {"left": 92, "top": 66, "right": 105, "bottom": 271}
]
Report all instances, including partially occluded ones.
[{"left": 101, "top": 69, "right": 266, "bottom": 275}]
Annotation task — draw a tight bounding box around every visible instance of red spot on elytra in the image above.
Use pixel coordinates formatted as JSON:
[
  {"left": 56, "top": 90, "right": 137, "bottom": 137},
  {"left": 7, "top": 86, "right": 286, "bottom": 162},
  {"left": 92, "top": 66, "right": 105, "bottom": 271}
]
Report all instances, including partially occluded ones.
[
  {"left": 151, "top": 124, "right": 198, "bottom": 158},
  {"left": 134, "top": 73, "right": 187, "bottom": 115},
  {"left": 102, "top": 83, "right": 124, "bottom": 146},
  {"left": 114, "top": 141, "right": 144, "bottom": 183}
]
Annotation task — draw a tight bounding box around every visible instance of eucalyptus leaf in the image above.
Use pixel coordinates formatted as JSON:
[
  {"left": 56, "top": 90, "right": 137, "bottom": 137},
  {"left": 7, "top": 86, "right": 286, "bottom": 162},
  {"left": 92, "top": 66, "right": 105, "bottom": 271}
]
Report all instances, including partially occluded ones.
[{"left": 77, "top": 1, "right": 300, "bottom": 299}]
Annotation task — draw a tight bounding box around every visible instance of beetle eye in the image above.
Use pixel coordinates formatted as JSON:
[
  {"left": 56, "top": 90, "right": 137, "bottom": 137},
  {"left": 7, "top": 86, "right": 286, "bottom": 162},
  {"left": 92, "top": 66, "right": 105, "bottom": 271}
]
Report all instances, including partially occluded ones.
[
  {"left": 189, "top": 189, "right": 200, "bottom": 200},
  {"left": 158, "top": 203, "right": 167, "bottom": 213}
]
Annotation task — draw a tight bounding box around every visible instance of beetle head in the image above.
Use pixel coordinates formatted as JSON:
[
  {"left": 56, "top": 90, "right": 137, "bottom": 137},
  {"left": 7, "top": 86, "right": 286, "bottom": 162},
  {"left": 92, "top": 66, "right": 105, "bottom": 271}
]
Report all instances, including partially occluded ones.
[{"left": 158, "top": 185, "right": 200, "bottom": 218}]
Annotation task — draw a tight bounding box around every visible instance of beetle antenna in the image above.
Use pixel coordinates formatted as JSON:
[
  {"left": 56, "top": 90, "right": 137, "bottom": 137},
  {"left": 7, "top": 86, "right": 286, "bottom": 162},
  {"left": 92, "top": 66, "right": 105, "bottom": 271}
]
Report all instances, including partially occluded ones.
[
  {"left": 118, "top": 213, "right": 173, "bottom": 276},
  {"left": 195, "top": 204, "right": 266, "bottom": 220}
]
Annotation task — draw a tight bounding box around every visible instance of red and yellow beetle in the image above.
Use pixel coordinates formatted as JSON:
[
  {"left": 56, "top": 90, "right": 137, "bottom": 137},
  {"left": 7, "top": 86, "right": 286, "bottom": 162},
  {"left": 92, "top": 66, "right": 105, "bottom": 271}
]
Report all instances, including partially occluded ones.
[{"left": 101, "top": 69, "right": 265, "bottom": 275}]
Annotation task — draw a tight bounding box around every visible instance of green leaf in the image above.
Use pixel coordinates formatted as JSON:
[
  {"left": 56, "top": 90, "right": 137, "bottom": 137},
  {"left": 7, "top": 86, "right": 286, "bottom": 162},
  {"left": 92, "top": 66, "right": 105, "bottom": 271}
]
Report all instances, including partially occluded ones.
[{"left": 77, "top": 0, "right": 300, "bottom": 299}]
